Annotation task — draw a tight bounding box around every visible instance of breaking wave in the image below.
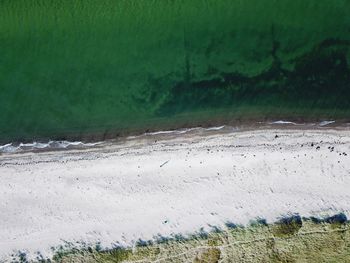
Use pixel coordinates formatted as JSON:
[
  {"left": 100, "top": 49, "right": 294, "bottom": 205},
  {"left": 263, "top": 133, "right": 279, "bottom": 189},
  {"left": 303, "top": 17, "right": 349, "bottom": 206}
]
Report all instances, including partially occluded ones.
[
  {"left": 0, "top": 141, "right": 102, "bottom": 154},
  {"left": 0, "top": 121, "right": 340, "bottom": 153}
]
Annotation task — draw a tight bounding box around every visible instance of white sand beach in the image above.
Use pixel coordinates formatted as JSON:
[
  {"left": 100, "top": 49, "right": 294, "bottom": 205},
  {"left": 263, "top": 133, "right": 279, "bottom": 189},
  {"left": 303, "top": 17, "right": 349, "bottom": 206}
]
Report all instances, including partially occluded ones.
[{"left": 0, "top": 127, "right": 349, "bottom": 260}]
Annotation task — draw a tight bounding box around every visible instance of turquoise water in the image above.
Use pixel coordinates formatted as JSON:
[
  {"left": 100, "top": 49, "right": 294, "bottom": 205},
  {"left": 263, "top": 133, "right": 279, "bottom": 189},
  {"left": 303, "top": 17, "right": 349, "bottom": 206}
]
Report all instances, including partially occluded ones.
[{"left": 0, "top": 0, "right": 350, "bottom": 142}]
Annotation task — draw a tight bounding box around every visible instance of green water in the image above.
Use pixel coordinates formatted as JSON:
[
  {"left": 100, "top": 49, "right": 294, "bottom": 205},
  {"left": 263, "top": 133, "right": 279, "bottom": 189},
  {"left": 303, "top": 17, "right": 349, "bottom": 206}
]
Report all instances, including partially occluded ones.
[{"left": 1, "top": 0, "right": 350, "bottom": 142}]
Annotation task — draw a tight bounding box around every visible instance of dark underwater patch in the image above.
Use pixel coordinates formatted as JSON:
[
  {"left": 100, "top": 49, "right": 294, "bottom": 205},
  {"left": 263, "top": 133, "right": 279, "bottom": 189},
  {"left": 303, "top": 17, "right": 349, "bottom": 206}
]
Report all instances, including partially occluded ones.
[{"left": 155, "top": 38, "right": 350, "bottom": 116}]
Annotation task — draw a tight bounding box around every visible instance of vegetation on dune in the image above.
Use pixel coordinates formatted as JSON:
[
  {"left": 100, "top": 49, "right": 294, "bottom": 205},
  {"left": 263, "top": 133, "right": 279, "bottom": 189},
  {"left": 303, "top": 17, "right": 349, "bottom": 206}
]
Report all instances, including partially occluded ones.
[{"left": 12, "top": 215, "right": 349, "bottom": 263}]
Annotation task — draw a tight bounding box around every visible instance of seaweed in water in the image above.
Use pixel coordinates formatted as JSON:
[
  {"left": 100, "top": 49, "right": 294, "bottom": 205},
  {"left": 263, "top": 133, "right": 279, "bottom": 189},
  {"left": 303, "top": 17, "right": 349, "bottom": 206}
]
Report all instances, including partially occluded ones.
[{"left": 155, "top": 38, "right": 350, "bottom": 116}]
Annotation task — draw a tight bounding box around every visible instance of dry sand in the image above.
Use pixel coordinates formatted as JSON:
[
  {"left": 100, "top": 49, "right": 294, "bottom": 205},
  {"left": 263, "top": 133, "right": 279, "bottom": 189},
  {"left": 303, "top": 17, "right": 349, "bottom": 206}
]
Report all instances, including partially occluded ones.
[{"left": 0, "top": 127, "right": 349, "bottom": 260}]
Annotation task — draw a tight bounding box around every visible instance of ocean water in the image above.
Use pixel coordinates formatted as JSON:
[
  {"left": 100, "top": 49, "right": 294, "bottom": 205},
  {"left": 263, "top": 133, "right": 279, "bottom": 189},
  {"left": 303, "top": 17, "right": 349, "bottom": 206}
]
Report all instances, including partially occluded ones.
[{"left": 0, "top": 0, "right": 349, "bottom": 142}]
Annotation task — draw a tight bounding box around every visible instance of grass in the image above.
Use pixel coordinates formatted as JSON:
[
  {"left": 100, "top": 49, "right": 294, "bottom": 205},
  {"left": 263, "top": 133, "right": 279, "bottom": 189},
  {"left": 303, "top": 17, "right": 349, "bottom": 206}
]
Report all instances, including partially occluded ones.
[
  {"left": 272, "top": 215, "right": 303, "bottom": 237},
  {"left": 17, "top": 215, "right": 348, "bottom": 263},
  {"left": 193, "top": 248, "right": 221, "bottom": 263}
]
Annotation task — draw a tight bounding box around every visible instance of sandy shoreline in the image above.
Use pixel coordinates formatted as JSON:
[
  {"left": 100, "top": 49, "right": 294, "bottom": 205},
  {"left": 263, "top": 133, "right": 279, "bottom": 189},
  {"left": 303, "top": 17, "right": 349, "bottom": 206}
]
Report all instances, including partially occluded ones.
[
  {"left": 0, "top": 114, "right": 349, "bottom": 145},
  {"left": 0, "top": 127, "right": 350, "bottom": 260},
  {"left": 1, "top": 120, "right": 349, "bottom": 154}
]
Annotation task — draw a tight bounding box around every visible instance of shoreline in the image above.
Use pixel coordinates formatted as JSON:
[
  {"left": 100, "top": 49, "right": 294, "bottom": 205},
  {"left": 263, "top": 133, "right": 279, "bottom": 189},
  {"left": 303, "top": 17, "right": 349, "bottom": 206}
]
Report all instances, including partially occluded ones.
[
  {"left": 1, "top": 118, "right": 349, "bottom": 154},
  {"left": 1, "top": 127, "right": 349, "bottom": 260},
  {"left": 1, "top": 106, "right": 350, "bottom": 145}
]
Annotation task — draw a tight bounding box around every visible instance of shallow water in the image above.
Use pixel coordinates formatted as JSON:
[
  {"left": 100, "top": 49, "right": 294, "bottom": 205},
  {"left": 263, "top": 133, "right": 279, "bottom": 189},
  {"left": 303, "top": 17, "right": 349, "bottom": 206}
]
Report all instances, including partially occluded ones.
[{"left": 0, "top": 0, "right": 349, "bottom": 142}]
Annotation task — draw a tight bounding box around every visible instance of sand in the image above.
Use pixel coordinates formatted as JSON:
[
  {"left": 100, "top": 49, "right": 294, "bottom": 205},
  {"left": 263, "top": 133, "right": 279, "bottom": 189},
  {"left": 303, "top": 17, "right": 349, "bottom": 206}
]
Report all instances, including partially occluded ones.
[{"left": 0, "top": 127, "right": 349, "bottom": 260}]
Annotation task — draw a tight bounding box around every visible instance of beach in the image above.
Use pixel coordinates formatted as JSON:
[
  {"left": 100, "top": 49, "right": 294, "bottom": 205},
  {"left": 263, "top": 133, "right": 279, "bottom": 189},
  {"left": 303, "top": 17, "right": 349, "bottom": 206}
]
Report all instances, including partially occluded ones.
[
  {"left": 0, "top": 126, "right": 349, "bottom": 261},
  {"left": 1, "top": 1, "right": 349, "bottom": 261}
]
